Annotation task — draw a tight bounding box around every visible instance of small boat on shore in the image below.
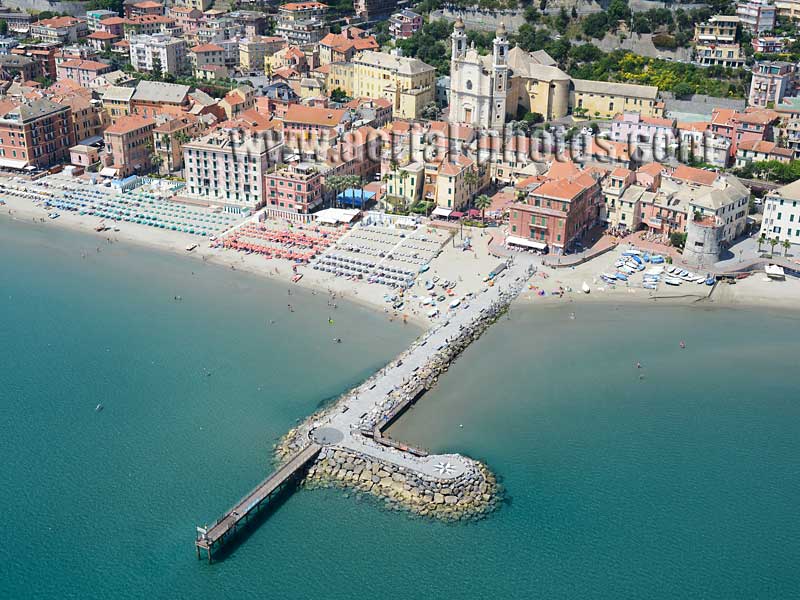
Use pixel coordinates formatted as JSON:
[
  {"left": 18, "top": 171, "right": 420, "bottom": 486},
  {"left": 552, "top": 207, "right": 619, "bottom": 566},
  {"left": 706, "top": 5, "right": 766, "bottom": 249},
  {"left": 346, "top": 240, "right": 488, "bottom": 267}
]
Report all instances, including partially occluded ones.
[
  {"left": 664, "top": 277, "right": 682, "bottom": 286},
  {"left": 291, "top": 273, "right": 303, "bottom": 283},
  {"left": 582, "top": 282, "right": 590, "bottom": 294}
]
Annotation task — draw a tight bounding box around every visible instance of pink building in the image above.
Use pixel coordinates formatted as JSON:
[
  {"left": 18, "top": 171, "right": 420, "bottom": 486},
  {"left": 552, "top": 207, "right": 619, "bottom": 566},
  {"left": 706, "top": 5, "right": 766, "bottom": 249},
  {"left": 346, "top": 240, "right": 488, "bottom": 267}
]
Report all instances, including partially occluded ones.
[
  {"left": 389, "top": 9, "right": 422, "bottom": 40},
  {"left": 507, "top": 162, "right": 602, "bottom": 254},
  {"left": 168, "top": 6, "right": 203, "bottom": 33},
  {"left": 710, "top": 107, "right": 778, "bottom": 156},
  {"left": 98, "top": 17, "right": 126, "bottom": 38},
  {"left": 265, "top": 162, "right": 324, "bottom": 213},
  {"left": 56, "top": 59, "right": 112, "bottom": 87},
  {"left": 610, "top": 112, "right": 677, "bottom": 163}
]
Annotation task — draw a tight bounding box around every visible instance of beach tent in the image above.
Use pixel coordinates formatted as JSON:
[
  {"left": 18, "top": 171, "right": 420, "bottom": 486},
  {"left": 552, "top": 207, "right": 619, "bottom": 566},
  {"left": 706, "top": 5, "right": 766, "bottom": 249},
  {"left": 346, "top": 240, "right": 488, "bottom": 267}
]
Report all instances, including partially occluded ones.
[{"left": 336, "top": 188, "right": 375, "bottom": 208}]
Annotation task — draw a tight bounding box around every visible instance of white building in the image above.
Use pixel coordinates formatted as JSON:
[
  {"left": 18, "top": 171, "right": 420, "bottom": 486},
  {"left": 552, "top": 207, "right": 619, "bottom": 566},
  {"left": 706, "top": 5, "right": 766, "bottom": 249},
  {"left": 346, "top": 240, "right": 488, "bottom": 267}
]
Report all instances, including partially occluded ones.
[
  {"left": 448, "top": 18, "right": 508, "bottom": 130},
  {"left": 761, "top": 178, "right": 800, "bottom": 247},
  {"left": 737, "top": 0, "right": 777, "bottom": 34},
  {"left": 182, "top": 128, "right": 284, "bottom": 213},
  {"left": 129, "top": 34, "right": 188, "bottom": 75}
]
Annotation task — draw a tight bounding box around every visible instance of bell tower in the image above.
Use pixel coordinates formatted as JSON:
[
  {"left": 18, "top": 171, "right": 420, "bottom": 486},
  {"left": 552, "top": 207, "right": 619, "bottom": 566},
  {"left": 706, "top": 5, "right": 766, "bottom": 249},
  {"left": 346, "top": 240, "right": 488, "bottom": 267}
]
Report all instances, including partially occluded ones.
[
  {"left": 491, "top": 22, "right": 509, "bottom": 128},
  {"left": 451, "top": 16, "right": 466, "bottom": 61}
]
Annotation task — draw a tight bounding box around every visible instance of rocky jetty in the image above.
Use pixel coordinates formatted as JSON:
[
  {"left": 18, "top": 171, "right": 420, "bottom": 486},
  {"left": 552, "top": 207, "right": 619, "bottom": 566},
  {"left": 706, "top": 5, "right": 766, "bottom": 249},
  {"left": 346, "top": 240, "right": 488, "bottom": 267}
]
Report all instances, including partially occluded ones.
[
  {"left": 303, "top": 447, "right": 499, "bottom": 521},
  {"left": 274, "top": 259, "right": 533, "bottom": 520}
]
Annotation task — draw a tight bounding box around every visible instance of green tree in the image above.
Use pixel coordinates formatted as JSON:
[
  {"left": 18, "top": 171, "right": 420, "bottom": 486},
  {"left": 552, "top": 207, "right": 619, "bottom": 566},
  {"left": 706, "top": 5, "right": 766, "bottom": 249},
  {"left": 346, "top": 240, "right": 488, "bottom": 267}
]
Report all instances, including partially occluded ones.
[
  {"left": 670, "top": 232, "right": 687, "bottom": 249},
  {"left": 0, "top": 20, "right": 8, "bottom": 36},
  {"left": 582, "top": 13, "right": 609, "bottom": 39},
  {"left": 769, "top": 236, "right": 780, "bottom": 256},
  {"left": 757, "top": 232, "right": 766, "bottom": 252},
  {"left": 782, "top": 239, "right": 792, "bottom": 256},
  {"left": 330, "top": 87, "right": 348, "bottom": 103},
  {"left": 607, "top": 0, "right": 632, "bottom": 23}
]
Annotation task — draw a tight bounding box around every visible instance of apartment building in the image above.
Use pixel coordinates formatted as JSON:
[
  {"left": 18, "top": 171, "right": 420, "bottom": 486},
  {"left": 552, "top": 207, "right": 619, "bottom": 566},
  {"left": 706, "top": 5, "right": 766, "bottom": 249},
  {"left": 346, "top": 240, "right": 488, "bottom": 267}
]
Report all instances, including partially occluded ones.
[
  {"left": 152, "top": 114, "right": 203, "bottom": 174},
  {"left": 508, "top": 161, "right": 602, "bottom": 254},
  {"left": 182, "top": 128, "right": 283, "bottom": 212},
  {"left": 760, "top": 178, "right": 800, "bottom": 247},
  {"left": 0, "top": 98, "right": 74, "bottom": 170},
  {"left": 129, "top": 34, "right": 187, "bottom": 75},
  {"left": 103, "top": 114, "right": 157, "bottom": 177},
  {"left": 736, "top": 0, "right": 777, "bottom": 34},
  {"left": 30, "top": 16, "right": 88, "bottom": 44},
  {"left": 265, "top": 162, "right": 324, "bottom": 213},
  {"left": 86, "top": 9, "right": 119, "bottom": 32},
  {"left": 748, "top": 61, "right": 797, "bottom": 107},
  {"left": 276, "top": 2, "right": 329, "bottom": 46},
  {"left": 318, "top": 27, "right": 378, "bottom": 65},
  {"left": 735, "top": 139, "right": 793, "bottom": 165},
  {"left": 56, "top": 59, "right": 113, "bottom": 87},
  {"left": 389, "top": 10, "right": 423, "bottom": 40},
  {"left": 126, "top": 1, "right": 165, "bottom": 18},
  {"left": 329, "top": 51, "right": 436, "bottom": 120},
  {"left": 283, "top": 104, "right": 351, "bottom": 156}
]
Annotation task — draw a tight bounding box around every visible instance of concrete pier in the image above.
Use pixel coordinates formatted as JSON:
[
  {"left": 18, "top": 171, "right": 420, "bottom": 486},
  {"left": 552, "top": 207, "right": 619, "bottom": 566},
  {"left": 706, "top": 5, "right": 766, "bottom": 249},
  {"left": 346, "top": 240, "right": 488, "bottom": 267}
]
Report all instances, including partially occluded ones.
[{"left": 197, "top": 255, "right": 535, "bottom": 558}]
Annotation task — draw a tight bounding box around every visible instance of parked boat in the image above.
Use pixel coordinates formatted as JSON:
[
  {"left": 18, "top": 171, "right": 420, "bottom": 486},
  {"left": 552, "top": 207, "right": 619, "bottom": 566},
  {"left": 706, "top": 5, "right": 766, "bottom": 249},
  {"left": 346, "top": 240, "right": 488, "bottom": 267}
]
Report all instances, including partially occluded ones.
[
  {"left": 615, "top": 272, "right": 629, "bottom": 281},
  {"left": 664, "top": 277, "right": 682, "bottom": 286},
  {"left": 643, "top": 282, "right": 658, "bottom": 290},
  {"left": 582, "top": 282, "right": 591, "bottom": 294},
  {"left": 705, "top": 276, "right": 716, "bottom": 286},
  {"left": 766, "top": 264, "right": 786, "bottom": 281}
]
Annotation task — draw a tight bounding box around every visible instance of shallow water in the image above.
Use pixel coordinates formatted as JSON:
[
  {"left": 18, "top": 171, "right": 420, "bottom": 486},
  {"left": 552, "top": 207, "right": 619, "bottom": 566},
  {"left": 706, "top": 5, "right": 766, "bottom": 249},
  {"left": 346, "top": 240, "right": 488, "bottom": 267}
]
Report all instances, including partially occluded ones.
[{"left": 2, "top": 220, "right": 799, "bottom": 599}]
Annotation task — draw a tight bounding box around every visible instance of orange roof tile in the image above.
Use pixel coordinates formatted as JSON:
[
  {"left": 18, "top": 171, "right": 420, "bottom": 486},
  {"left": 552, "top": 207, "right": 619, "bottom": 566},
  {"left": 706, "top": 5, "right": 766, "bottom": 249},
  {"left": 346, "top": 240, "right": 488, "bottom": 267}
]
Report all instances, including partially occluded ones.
[
  {"left": 191, "top": 43, "right": 224, "bottom": 53},
  {"left": 670, "top": 164, "right": 717, "bottom": 186},
  {"left": 105, "top": 115, "right": 156, "bottom": 135},
  {"left": 285, "top": 104, "right": 346, "bottom": 127},
  {"left": 87, "top": 31, "right": 118, "bottom": 40}
]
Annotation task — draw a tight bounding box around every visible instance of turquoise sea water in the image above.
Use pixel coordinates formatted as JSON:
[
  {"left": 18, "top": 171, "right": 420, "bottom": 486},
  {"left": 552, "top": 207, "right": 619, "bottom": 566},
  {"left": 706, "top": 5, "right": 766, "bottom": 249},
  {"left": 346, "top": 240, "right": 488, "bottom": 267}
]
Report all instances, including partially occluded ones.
[{"left": 2, "top": 219, "right": 800, "bottom": 599}]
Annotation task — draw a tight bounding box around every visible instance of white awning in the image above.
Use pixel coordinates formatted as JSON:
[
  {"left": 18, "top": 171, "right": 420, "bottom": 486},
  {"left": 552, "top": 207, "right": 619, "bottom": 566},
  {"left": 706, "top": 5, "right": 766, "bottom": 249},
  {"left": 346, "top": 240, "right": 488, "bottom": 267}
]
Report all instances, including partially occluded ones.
[
  {"left": 0, "top": 158, "right": 30, "bottom": 169},
  {"left": 314, "top": 208, "right": 359, "bottom": 224},
  {"left": 432, "top": 207, "right": 452, "bottom": 217},
  {"left": 99, "top": 167, "right": 118, "bottom": 178},
  {"left": 507, "top": 235, "right": 547, "bottom": 250}
]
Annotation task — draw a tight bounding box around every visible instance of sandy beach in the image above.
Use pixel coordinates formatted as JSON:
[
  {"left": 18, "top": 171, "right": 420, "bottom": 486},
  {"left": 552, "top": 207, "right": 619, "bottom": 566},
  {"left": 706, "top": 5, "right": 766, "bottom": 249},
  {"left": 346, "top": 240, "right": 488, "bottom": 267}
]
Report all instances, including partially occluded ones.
[
  {"left": 0, "top": 189, "right": 506, "bottom": 329},
  {"left": 4, "top": 184, "right": 799, "bottom": 320}
]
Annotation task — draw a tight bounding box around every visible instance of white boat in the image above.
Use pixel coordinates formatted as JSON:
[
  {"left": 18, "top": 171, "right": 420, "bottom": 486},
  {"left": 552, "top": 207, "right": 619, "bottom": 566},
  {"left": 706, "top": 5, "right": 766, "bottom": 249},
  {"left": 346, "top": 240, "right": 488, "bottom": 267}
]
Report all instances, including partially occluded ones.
[
  {"left": 664, "top": 277, "right": 682, "bottom": 286},
  {"left": 186, "top": 243, "right": 198, "bottom": 252},
  {"left": 427, "top": 308, "right": 439, "bottom": 318},
  {"left": 766, "top": 264, "right": 786, "bottom": 280},
  {"left": 602, "top": 272, "right": 617, "bottom": 280},
  {"left": 581, "top": 282, "right": 590, "bottom": 294},
  {"left": 449, "top": 299, "right": 461, "bottom": 309}
]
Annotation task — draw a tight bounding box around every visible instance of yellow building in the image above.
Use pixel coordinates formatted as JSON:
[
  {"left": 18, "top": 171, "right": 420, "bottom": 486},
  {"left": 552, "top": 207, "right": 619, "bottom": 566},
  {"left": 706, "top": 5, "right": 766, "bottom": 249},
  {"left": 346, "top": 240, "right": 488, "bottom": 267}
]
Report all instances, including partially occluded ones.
[
  {"left": 571, "top": 80, "right": 661, "bottom": 119},
  {"left": 694, "top": 42, "right": 745, "bottom": 67},
  {"left": 776, "top": 0, "right": 800, "bottom": 21},
  {"left": 100, "top": 85, "right": 135, "bottom": 123},
  {"left": 239, "top": 39, "right": 267, "bottom": 73},
  {"left": 432, "top": 156, "right": 478, "bottom": 210},
  {"left": 694, "top": 15, "right": 739, "bottom": 43},
  {"left": 333, "top": 51, "right": 435, "bottom": 120},
  {"left": 384, "top": 161, "right": 424, "bottom": 206}
]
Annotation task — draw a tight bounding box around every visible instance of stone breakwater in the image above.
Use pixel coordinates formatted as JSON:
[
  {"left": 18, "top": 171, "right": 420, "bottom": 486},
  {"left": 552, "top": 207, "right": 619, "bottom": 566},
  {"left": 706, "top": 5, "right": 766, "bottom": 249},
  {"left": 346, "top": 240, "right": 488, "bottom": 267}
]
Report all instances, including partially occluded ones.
[
  {"left": 275, "top": 260, "right": 534, "bottom": 520},
  {"left": 303, "top": 448, "right": 500, "bottom": 521}
]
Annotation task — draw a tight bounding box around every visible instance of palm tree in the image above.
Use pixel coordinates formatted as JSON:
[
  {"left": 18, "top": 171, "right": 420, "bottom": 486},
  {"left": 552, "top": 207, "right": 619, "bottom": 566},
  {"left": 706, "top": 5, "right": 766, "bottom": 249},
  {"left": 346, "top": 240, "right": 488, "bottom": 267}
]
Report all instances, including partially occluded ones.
[
  {"left": 782, "top": 239, "right": 792, "bottom": 257},
  {"left": 757, "top": 232, "right": 767, "bottom": 252},
  {"left": 463, "top": 168, "right": 479, "bottom": 191},
  {"left": 474, "top": 193, "right": 492, "bottom": 223},
  {"left": 769, "top": 236, "right": 780, "bottom": 256}
]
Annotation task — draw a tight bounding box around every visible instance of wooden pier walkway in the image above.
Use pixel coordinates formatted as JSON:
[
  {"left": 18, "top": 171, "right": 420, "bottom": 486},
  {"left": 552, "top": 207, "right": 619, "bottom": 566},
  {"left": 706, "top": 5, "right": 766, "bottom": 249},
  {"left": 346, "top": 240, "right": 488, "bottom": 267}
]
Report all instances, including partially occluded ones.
[{"left": 195, "top": 443, "right": 321, "bottom": 561}]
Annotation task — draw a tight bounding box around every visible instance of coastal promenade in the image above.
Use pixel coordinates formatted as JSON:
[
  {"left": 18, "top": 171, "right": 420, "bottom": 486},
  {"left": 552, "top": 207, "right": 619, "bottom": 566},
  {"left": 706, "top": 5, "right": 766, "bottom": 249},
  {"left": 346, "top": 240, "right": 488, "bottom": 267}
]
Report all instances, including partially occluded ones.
[{"left": 198, "top": 255, "right": 536, "bottom": 560}]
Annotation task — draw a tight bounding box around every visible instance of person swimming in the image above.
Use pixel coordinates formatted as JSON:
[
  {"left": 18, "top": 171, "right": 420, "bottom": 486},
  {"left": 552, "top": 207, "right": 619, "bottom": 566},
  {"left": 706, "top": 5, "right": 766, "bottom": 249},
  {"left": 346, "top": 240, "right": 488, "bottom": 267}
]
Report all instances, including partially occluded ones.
[{"left": 680, "top": 341, "right": 686, "bottom": 349}]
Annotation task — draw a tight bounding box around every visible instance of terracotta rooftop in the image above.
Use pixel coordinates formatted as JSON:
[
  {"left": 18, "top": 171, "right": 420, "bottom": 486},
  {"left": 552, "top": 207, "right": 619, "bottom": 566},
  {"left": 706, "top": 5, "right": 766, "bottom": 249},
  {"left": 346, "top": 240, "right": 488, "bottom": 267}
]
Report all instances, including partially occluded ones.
[
  {"left": 281, "top": 2, "right": 328, "bottom": 10},
  {"left": 104, "top": 115, "right": 156, "bottom": 135},
  {"left": 670, "top": 164, "right": 718, "bottom": 186},
  {"left": 285, "top": 104, "right": 346, "bottom": 127},
  {"left": 191, "top": 43, "right": 224, "bottom": 53}
]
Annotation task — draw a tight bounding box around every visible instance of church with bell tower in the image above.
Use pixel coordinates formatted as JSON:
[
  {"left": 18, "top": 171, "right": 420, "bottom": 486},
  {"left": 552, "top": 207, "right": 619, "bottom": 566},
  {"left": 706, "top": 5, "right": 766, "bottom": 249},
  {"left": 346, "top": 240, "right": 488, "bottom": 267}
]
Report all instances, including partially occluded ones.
[{"left": 448, "top": 17, "right": 509, "bottom": 130}]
